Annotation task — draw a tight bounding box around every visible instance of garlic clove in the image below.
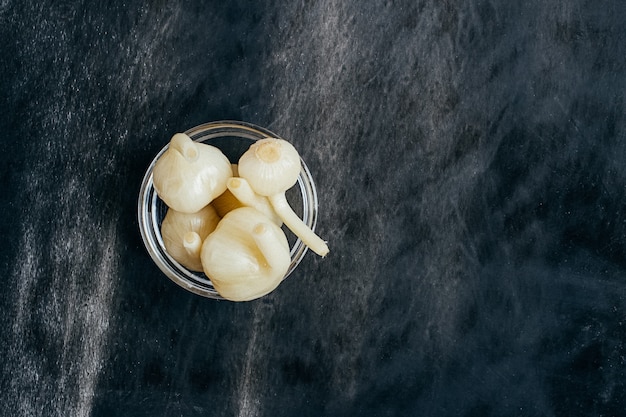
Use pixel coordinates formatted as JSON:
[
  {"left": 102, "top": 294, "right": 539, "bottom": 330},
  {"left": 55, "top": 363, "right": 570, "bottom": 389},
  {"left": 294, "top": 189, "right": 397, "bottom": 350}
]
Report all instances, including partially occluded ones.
[
  {"left": 211, "top": 189, "right": 244, "bottom": 217},
  {"left": 153, "top": 133, "right": 233, "bottom": 213},
  {"left": 161, "top": 204, "right": 220, "bottom": 271},
  {"left": 238, "top": 137, "right": 329, "bottom": 257},
  {"left": 200, "top": 207, "right": 290, "bottom": 302}
]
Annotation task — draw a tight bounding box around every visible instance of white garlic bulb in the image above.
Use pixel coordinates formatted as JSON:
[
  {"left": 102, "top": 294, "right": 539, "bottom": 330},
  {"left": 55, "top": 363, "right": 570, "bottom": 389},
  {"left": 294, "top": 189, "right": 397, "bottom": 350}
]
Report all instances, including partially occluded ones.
[
  {"left": 153, "top": 133, "right": 233, "bottom": 213},
  {"left": 238, "top": 138, "right": 329, "bottom": 257},
  {"left": 161, "top": 204, "right": 220, "bottom": 271},
  {"left": 200, "top": 207, "right": 290, "bottom": 301}
]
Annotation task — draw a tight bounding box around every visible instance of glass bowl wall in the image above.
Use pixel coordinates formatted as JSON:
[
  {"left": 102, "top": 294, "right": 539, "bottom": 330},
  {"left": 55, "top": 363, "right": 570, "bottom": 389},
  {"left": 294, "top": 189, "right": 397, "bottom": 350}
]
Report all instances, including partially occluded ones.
[{"left": 138, "top": 121, "right": 318, "bottom": 299}]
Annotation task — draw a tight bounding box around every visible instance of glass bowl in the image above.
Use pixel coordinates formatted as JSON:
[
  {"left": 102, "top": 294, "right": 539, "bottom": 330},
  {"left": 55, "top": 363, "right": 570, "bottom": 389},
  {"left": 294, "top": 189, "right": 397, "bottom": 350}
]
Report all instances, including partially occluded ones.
[{"left": 138, "top": 120, "right": 318, "bottom": 299}]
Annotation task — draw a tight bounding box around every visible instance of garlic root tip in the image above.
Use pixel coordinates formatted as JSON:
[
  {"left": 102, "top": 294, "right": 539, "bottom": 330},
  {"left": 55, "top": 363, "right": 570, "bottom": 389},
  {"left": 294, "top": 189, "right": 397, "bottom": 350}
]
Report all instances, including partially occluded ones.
[
  {"left": 255, "top": 140, "right": 282, "bottom": 163},
  {"left": 253, "top": 223, "right": 268, "bottom": 235},
  {"left": 229, "top": 177, "right": 242, "bottom": 189}
]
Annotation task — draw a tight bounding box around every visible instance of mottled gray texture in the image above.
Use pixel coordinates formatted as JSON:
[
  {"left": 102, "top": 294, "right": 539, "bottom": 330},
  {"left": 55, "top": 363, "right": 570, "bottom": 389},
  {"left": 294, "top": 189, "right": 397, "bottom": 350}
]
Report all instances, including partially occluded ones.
[{"left": 1, "top": 1, "right": 625, "bottom": 416}]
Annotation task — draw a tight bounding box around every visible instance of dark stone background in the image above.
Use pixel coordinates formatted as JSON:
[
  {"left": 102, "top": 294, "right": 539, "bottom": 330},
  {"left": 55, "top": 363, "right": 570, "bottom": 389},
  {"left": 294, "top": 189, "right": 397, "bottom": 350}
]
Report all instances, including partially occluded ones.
[{"left": 1, "top": 1, "right": 625, "bottom": 416}]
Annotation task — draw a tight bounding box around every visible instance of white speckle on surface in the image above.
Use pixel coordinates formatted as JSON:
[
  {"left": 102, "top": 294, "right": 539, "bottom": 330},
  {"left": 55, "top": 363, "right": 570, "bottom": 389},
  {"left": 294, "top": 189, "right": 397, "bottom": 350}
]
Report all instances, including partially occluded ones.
[
  {"left": 8, "top": 174, "right": 120, "bottom": 417},
  {"left": 235, "top": 302, "right": 271, "bottom": 417}
]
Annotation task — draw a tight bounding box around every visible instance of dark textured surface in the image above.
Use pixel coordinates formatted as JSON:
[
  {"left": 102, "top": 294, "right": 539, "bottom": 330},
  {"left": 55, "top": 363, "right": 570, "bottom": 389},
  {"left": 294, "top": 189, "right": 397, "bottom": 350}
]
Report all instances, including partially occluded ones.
[{"left": 1, "top": 1, "right": 625, "bottom": 416}]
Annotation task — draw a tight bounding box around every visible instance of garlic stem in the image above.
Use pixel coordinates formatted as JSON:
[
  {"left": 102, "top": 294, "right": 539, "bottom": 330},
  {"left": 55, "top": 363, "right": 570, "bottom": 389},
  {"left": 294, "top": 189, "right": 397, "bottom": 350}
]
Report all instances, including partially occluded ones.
[
  {"left": 227, "top": 177, "right": 282, "bottom": 225},
  {"left": 183, "top": 231, "right": 202, "bottom": 259},
  {"left": 269, "top": 193, "right": 329, "bottom": 257},
  {"left": 252, "top": 223, "right": 288, "bottom": 270},
  {"left": 170, "top": 133, "right": 199, "bottom": 162},
  {"left": 227, "top": 177, "right": 252, "bottom": 201}
]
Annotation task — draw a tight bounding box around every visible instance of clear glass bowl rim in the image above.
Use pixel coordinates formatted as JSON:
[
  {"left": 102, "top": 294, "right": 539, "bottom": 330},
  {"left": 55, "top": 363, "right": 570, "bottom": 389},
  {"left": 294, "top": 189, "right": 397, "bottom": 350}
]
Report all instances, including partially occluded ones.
[{"left": 137, "top": 120, "right": 318, "bottom": 299}]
